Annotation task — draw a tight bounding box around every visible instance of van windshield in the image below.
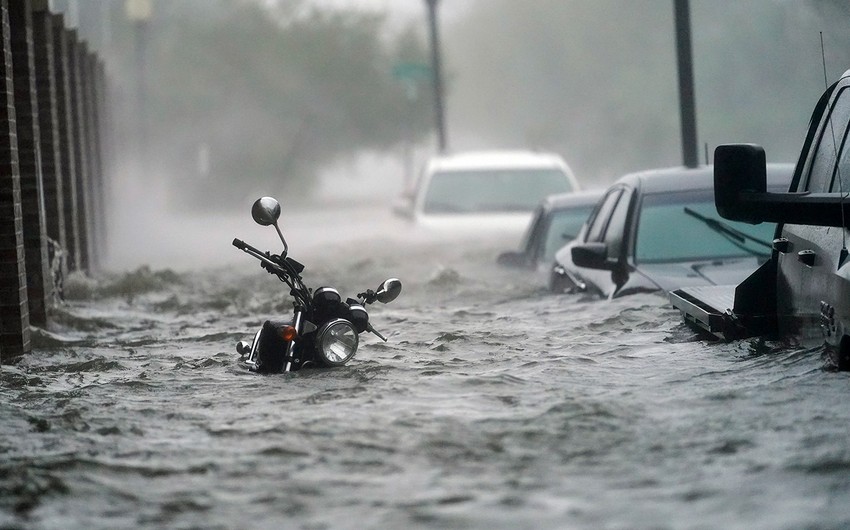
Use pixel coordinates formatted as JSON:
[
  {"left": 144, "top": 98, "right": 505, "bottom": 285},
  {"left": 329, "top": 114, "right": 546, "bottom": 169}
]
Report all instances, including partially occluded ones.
[
  {"left": 635, "top": 190, "right": 775, "bottom": 263},
  {"left": 423, "top": 169, "right": 573, "bottom": 214}
]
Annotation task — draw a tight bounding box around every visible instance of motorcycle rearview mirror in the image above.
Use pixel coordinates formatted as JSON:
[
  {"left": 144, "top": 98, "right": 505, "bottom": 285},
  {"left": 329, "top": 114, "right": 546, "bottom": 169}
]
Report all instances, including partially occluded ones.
[
  {"left": 375, "top": 278, "right": 402, "bottom": 304},
  {"left": 251, "top": 197, "right": 289, "bottom": 255},
  {"left": 251, "top": 197, "right": 280, "bottom": 226}
]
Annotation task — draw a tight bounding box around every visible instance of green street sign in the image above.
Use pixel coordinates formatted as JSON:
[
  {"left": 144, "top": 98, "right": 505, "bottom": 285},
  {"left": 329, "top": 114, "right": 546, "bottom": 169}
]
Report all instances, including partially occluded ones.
[{"left": 392, "top": 62, "right": 432, "bottom": 81}]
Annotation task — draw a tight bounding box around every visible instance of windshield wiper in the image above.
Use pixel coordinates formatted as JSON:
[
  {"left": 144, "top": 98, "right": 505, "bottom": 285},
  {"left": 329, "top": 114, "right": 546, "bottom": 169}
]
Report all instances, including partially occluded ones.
[{"left": 683, "top": 207, "right": 772, "bottom": 256}]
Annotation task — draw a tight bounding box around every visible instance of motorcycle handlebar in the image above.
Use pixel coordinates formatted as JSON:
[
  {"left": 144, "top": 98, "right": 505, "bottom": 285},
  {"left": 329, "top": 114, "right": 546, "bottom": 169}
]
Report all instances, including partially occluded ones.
[
  {"left": 232, "top": 238, "right": 255, "bottom": 253},
  {"left": 233, "top": 238, "right": 281, "bottom": 271}
]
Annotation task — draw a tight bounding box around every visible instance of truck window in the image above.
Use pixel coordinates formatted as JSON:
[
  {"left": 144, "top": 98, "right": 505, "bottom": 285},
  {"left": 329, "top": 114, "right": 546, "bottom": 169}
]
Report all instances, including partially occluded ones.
[
  {"left": 603, "top": 189, "right": 631, "bottom": 259},
  {"left": 586, "top": 188, "right": 622, "bottom": 243},
  {"left": 806, "top": 86, "right": 850, "bottom": 193},
  {"left": 831, "top": 91, "right": 850, "bottom": 194}
]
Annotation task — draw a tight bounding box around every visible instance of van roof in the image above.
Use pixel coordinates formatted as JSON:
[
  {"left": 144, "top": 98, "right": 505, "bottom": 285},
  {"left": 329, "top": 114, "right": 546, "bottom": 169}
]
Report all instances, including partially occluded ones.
[{"left": 427, "top": 150, "right": 570, "bottom": 172}]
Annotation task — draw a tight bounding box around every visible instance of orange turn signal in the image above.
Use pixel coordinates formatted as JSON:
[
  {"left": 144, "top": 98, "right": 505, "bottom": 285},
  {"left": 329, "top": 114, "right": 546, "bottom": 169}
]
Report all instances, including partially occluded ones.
[{"left": 279, "top": 325, "right": 298, "bottom": 341}]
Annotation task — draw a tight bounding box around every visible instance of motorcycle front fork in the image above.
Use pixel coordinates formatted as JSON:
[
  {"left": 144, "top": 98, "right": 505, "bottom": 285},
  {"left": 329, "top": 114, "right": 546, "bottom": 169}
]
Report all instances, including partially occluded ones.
[{"left": 283, "top": 308, "right": 304, "bottom": 372}]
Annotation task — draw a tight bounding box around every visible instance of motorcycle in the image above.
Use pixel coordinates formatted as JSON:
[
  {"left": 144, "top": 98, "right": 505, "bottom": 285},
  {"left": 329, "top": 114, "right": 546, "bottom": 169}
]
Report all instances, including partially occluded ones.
[{"left": 232, "top": 197, "right": 402, "bottom": 373}]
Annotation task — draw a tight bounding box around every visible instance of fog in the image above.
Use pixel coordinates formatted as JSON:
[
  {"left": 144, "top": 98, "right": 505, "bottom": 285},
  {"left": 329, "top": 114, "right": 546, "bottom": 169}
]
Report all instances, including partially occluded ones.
[{"left": 49, "top": 0, "right": 850, "bottom": 272}]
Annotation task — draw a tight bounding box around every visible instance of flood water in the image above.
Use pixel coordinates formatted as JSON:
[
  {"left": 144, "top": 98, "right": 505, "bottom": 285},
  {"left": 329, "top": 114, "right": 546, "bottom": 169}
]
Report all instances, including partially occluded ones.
[{"left": 2, "top": 202, "right": 850, "bottom": 529}]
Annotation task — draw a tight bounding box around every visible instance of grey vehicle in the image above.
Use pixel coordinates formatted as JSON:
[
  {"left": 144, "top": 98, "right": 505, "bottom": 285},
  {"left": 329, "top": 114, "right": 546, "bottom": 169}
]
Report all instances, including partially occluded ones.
[
  {"left": 550, "top": 165, "right": 794, "bottom": 298},
  {"left": 393, "top": 150, "right": 580, "bottom": 243},
  {"left": 670, "top": 69, "right": 850, "bottom": 370},
  {"left": 497, "top": 190, "right": 602, "bottom": 275}
]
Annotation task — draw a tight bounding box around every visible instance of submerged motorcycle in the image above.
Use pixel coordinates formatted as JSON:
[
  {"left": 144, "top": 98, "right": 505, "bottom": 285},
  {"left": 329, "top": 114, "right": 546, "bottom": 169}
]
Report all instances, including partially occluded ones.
[{"left": 233, "top": 197, "right": 402, "bottom": 373}]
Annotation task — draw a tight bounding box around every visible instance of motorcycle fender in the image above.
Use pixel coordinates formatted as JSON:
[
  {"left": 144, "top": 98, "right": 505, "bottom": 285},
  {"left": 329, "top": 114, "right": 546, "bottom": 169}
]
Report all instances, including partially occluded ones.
[{"left": 254, "top": 320, "right": 293, "bottom": 373}]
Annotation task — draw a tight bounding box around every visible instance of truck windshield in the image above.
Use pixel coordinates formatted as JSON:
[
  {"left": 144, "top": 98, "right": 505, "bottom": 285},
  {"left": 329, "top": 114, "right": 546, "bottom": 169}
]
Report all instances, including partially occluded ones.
[
  {"left": 635, "top": 190, "right": 775, "bottom": 264},
  {"left": 423, "top": 169, "right": 573, "bottom": 214},
  {"left": 542, "top": 206, "right": 595, "bottom": 262}
]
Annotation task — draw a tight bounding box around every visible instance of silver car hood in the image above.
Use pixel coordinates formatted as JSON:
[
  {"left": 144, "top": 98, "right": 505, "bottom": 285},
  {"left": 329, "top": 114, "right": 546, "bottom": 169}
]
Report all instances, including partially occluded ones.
[{"left": 637, "top": 257, "right": 764, "bottom": 292}]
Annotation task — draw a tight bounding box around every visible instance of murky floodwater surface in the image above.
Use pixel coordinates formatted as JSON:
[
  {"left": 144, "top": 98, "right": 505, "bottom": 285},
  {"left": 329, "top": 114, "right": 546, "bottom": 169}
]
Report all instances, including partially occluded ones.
[{"left": 2, "top": 204, "right": 850, "bottom": 529}]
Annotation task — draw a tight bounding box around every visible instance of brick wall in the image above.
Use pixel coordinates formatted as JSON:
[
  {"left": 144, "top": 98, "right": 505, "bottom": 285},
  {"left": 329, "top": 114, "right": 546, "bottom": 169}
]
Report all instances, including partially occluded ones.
[
  {"left": 68, "top": 30, "right": 90, "bottom": 273},
  {"left": 51, "top": 13, "right": 78, "bottom": 273},
  {"left": 0, "top": 2, "right": 111, "bottom": 362},
  {"left": 32, "top": 5, "right": 66, "bottom": 283},
  {"left": 9, "top": 0, "right": 51, "bottom": 325},
  {"left": 0, "top": 0, "right": 30, "bottom": 359}
]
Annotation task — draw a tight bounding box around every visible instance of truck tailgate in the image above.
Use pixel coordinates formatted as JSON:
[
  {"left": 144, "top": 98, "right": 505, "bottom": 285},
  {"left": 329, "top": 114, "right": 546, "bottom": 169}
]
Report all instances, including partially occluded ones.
[{"left": 669, "top": 285, "right": 736, "bottom": 339}]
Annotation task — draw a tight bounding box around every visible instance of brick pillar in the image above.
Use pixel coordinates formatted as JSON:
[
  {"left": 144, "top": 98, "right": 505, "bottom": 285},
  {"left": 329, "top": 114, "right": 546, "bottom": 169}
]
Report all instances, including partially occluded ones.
[
  {"left": 93, "top": 59, "right": 107, "bottom": 263},
  {"left": 77, "top": 44, "right": 97, "bottom": 271},
  {"left": 32, "top": 2, "right": 66, "bottom": 291},
  {"left": 83, "top": 52, "right": 102, "bottom": 270},
  {"left": 51, "top": 14, "right": 78, "bottom": 272},
  {"left": 10, "top": 0, "right": 50, "bottom": 326},
  {"left": 0, "top": 0, "right": 30, "bottom": 360},
  {"left": 68, "top": 32, "right": 91, "bottom": 273}
]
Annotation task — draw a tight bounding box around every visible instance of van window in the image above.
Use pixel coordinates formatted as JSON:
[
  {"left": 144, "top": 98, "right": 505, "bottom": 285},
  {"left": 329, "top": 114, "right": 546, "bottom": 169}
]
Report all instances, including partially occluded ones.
[{"left": 422, "top": 168, "right": 572, "bottom": 214}]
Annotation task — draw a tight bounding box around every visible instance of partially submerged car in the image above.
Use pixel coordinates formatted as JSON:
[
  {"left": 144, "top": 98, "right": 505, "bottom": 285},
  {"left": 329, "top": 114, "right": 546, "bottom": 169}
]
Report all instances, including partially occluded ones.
[
  {"left": 670, "top": 69, "right": 850, "bottom": 369},
  {"left": 497, "top": 190, "right": 602, "bottom": 274},
  {"left": 394, "top": 150, "right": 580, "bottom": 241},
  {"left": 550, "top": 164, "right": 794, "bottom": 298}
]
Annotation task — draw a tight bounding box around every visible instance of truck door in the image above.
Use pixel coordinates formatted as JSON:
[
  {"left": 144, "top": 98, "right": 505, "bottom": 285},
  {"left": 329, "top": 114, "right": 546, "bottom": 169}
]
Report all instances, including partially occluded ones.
[
  {"left": 775, "top": 80, "right": 850, "bottom": 348},
  {"left": 574, "top": 186, "right": 627, "bottom": 298}
]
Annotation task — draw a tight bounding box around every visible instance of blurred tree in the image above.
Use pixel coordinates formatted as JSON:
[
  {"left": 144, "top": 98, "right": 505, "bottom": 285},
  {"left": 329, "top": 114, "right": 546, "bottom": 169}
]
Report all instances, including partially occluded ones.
[
  {"left": 60, "top": 0, "right": 850, "bottom": 200},
  {"left": 72, "top": 0, "right": 433, "bottom": 208}
]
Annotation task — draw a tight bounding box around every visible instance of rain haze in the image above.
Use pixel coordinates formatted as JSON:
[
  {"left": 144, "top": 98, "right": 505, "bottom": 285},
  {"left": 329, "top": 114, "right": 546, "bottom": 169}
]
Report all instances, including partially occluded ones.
[
  {"left": 52, "top": 0, "right": 845, "bottom": 270},
  {"left": 4, "top": 1, "right": 850, "bottom": 528}
]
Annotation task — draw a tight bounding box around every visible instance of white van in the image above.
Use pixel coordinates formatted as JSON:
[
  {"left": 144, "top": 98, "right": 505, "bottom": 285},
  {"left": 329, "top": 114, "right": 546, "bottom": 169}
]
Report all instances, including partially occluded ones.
[{"left": 395, "top": 150, "right": 580, "bottom": 240}]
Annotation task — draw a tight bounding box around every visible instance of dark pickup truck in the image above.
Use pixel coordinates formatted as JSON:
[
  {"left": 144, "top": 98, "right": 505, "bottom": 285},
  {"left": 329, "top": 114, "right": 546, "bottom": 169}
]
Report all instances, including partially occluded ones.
[{"left": 670, "top": 68, "right": 850, "bottom": 369}]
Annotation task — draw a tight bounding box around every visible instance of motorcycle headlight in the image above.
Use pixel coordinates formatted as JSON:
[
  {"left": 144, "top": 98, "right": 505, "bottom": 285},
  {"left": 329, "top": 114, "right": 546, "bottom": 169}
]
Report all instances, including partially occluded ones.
[{"left": 316, "top": 319, "right": 359, "bottom": 366}]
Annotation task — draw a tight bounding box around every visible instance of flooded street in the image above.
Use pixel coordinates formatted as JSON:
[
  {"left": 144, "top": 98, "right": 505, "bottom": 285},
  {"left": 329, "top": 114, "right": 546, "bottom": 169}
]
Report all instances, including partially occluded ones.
[{"left": 2, "top": 203, "right": 850, "bottom": 529}]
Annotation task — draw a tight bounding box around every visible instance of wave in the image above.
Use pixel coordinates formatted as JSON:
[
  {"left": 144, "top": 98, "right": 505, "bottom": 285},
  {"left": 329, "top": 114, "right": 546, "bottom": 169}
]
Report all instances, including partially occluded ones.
[{"left": 64, "top": 266, "right": 185, "bottom": 301}]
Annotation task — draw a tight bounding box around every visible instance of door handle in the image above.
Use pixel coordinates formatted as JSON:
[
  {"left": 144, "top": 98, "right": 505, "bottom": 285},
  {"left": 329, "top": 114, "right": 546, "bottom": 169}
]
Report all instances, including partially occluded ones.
[{"left": 797, "top": 249, "right": 816, "bottom": 266}]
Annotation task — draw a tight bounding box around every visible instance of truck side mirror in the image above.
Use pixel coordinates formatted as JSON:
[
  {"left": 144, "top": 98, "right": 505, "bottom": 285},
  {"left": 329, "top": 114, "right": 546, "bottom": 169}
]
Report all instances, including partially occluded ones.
[
  {"left": 714, "top": 144, "right": 767, "bottom": 224},
  {"left": 714, "top": 144, "right": 849, "bottom": 227},
  {"left": 571, "top": 242, "right": 617, "bottom": 271},
  {"left": 392, "top": 196, "right": 414, "bottom": 219}
]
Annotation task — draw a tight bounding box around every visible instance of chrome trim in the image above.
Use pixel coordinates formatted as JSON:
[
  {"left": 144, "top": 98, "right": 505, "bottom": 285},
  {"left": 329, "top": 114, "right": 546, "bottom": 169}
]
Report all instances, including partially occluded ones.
[{"left": 243, "top": 328, "right": 262, "bottom": 368}]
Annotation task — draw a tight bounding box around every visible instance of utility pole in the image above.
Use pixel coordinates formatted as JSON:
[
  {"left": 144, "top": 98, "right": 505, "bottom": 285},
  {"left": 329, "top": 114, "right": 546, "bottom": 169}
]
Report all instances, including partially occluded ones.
[
  {"left": 425, "top": 0, "right": 447, "bottom": 153},
  {"left": 674, "top": 0, "right": 698, "bottom": 168},
  {"left": 126, "top": 0, "right": 151, "bottom": 168}
]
